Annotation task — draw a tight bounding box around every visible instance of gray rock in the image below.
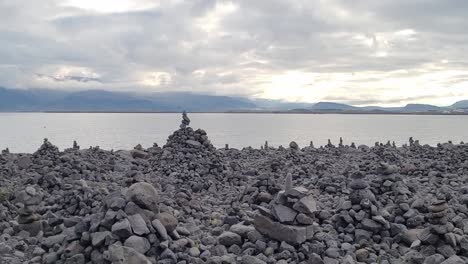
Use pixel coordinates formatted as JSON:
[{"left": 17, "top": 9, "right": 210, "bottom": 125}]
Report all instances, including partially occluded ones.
[
  {"left": 152, "top": 219, "right": 168, "bottom": 240},
  {"left": 441, "top": 255, "right": 465, "bottom": 264},
  {"left": 253, "top": 213, "right": 315, "bottom": 245},
  {"left": 156, "top": 212, "right": 178, "bottom": 233},
  {"left": 124, "top": 235, "right": 151, "bottom": 254},
  {"left": 91, "top": 231, "right": 111, "bottom": 247},
  {"left": 218, "top": 231, "right": 242, "bottom": 246},
  {"left": 112, "top": 218, "right": 133, "bottom": 239},
  {"left": 126, "top": 182, "right": 160, "bottom": 213},
  {"left": 128, "top": 214, "right": 150, "bottom": 235},
  {"left": 272, "top": 204, "right": 298, "bottom": 223},
  {"left": 293, "top": 195, "right": 317, "bottom": 215},
  {"left": 229, "top": 224, "right": 256, "bottom": 238},
  {"left": 108, "top": 244, "right": 151, "bottom": 264},
  {"left": 241, "top": 255, "right": 267, "bottom": 264}
]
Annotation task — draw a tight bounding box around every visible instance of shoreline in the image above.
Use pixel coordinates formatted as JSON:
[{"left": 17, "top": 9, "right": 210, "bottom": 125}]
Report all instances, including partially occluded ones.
[{"left": 0, "top": 111, "right": 467, "bottom": 115}]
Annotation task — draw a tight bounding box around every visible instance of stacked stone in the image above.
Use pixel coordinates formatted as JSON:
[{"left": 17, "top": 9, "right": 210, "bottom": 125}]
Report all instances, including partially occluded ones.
[
  {"left": 35, "top": 138, "right": 59, "bottom": 156},
  {"left": 251, "top": 173, "right": 281, "bottom": 206},
  {"left": 375, "top": 162, "right": 401, "bottom": 194},
  {"left": 253, "top": 174, "right": 318, "bottom": 245},
  {"left": 72, "top": 140, "right": 80, "bottom": 150},
  {"left": 150, "top": 116, "right": 229, "bottom": 195},
  {"left": 15, "top": 186, "right": 44, "bottom": 236},
  {"left": 289, "top": 141, "right": 299, "bottom": 150},
  {"left": 180, "top": 111, "right": 190, "bottom": 129},
  {"left": 348, "top": 171, "right": 374, "bottom": 205},
  {"left": 2, "top": 147, "right": 10, "bottom": 154},
  {"left": 33, "top": 182, "right": 183, "bottom": 263}
]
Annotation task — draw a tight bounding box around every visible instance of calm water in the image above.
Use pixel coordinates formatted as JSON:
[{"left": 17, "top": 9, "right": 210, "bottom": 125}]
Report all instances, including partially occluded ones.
[{"left": 0, "top": 113, "right": 467, "bottom": 153}]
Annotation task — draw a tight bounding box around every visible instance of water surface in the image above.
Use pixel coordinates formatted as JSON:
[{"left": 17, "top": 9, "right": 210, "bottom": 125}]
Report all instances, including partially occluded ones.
[{"left": 1, "top": 113, "right": 467, "bottom": 153}]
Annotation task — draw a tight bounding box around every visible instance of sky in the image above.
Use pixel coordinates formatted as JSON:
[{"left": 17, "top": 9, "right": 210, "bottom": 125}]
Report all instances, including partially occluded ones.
[{"left": 1, "top": 0, "right": 468, "bottom": 106}]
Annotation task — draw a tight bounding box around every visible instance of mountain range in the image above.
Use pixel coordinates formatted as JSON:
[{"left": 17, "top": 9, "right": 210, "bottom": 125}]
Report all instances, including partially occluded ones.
[{"left": 0, "top": 87, "right": 467, "bottom": 113}]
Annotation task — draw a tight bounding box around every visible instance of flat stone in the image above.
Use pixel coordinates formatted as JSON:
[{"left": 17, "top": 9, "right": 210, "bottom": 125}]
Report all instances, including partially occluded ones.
[
  {"left": 128, "top": 214, "right": 150, "bottom": 236},
  {"left": 91, "top": 231, "right": 111, "bottom": 247},
  {"left": 272, "top": 204, "right": 298, "bottom": 223},
  {"left": 293, "top": 195, "right": 317, "bottom": 215},
  {"left": 186, "top": 140, "right": 201, "bottom": 147},
  {"left": 253, "top": 213, "right": 315, "bottom": 245},
  {"left": 286, "top": 187, "right": 309, "bottom": 198},
  {"left": 229, "top": 224, "right": 256, "bottom": 238},
  {"left": 112, "top": 218, "right": 133, "bottom": 239},
  {"left": 361, "top": 218, "right": 382, "bottom": 233}
]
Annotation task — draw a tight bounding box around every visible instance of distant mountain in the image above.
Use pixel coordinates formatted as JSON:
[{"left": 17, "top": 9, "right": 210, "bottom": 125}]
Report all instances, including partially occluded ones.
[
  {"left": 0, "top": 87, "right": 466, "bottom": 113},
  {"left": 47, "top": 90, "right": 171, "bottom": 112},
  {"left": 401, "top": 104, "right": 442, "bottom": 112},
  {"left": 310, "top": 102, "right": 357, "bottom": 111},
  {"left": 452, "top": 100, "right": 468, "bottom": 109}
]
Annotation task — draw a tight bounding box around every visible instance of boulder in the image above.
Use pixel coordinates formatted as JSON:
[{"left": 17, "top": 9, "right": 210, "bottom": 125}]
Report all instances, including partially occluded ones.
[{"left": 126, "top": 182, "right": 160, "bottom": 213}]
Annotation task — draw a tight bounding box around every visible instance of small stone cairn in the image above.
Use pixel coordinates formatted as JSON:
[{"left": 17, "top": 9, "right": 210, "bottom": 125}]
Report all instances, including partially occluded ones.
[
  {"left": 15, "top": 186, "right": 44, "bottom": 236},
  {"left": 253, "top": 173, "right": 318, "bottom": 245},
  {"left": 180, "top": 111, "right": 190, "bottom": 129}
]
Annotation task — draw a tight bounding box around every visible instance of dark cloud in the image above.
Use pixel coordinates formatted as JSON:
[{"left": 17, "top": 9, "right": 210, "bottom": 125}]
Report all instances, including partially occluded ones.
[{"left": 0, "top": 0, "right": 467, "bottom": 105}]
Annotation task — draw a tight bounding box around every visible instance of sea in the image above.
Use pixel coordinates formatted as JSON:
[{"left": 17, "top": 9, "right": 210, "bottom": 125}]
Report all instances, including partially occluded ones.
[{"left": 1, "top": 113, "right": 467, "bottom": 153}]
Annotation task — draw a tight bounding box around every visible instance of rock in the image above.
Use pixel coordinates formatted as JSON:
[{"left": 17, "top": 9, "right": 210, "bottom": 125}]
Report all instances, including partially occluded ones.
[
  {"left": 289, "top": 141, "right": 299, "bottom": 150},
  {"left": 128, "top": 214, "right": 150, "bottom": 235},
  {"left": 361, "top": 218, "right": 382, "bottom": 233},
  {"left": 156, "top": 212, "right": 178, "bottom": 233},
  {"left": 356, "top": 248, "right": 369, "bottom": 262},
  {"left": 218, "top": 231, "right": 242, "bottom": 246},
  {"left": 91, "top": 231, "right": 111, "bottom": 247},
  {"left": 272, "top": 204, "right": 298, "bottom": 223},
  {"left": 108, "top": 244, "right": 151, "bottom": 264},
  {"left": 253, "top": 213, "right": 315, "bottom": 245},
  {"left": 112, "top": 218, "right": 133, "bottom": 239},
  {"left": 42, "top": 234, "right": 66, "bottom": 248},
  {"left": 152, "top": 219, "right": 168, "bottom": 240},
  {"left": 17, "top": 156, "right": 32, "bottom": 169},
  {"left": 424, "top": 254, "right": 445, "bottom": 264},
  {"left": 124, "top": 235, "right": 150, "bottom": 254},
  {"left": 229, "top": 224, "right": 256, "bottom": 238},
  {"left": 64, "top": 254, "right": 85, "bottom": 264},
  {"left": 241, "top": 255, "right": 267, "bottom": 264},
  {"left": 441, "top": 255, "right": 465, "bottom": 264},
  {"left": 126, "top": 182, "right": 160, "bottom": 213},
  {"left": 293, "top": 195, "right": 317, "bottom": 215}
]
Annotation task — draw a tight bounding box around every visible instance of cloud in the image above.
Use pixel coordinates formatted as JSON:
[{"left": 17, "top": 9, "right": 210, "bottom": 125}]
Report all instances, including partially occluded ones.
[{"left": 0, "top": 0, "right": 467, "bottom": 106}]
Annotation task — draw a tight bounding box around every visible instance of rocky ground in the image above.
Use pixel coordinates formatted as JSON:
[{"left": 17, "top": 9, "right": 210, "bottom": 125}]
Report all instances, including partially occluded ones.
[{"left": 1, "top": 114, "right": 468, "bottom": 264}]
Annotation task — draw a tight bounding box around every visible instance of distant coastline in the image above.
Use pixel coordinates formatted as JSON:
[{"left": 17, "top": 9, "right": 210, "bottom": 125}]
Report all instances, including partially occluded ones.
[{"left": 1, "top": 110, "right": 467, "bottom": 115}]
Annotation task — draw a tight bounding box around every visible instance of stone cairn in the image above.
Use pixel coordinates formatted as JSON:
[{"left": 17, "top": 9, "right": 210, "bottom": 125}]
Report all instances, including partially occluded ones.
[
  {"left": 72, "top": 140, "right": 80, "bottom": 150},
  {"left": 180, "top": 111, "right": 190, "bottom": 129},
  {"left": 253, "top": 173, "right": 318, "bottom": 245},
  {"left": 15, "top": 186, "right": 44, "bottom": 236}
]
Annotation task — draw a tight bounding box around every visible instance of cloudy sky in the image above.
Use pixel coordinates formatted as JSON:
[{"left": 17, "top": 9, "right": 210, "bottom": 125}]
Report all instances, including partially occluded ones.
[{"left": 1, "top": 0, "right": 468, "bottom": 106}]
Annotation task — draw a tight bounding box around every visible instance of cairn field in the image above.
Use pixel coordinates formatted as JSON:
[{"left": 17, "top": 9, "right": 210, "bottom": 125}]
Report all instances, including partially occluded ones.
[{"left": 1, "top": 114, "right": 468, "bottom": 264}]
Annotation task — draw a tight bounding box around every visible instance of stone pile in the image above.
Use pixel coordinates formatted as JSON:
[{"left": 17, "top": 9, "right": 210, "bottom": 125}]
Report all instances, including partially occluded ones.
[
  {"left": 253, "top": 174, "right": 318, "bottom": 245},
  {"left": 179, "top": 111, "right": 190, "bottom": 129}
]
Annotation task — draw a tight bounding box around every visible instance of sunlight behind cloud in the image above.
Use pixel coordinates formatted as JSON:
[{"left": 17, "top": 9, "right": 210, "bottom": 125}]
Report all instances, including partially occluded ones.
[{"left": 62, "top": 0, "right": 158, "bottom": 13}]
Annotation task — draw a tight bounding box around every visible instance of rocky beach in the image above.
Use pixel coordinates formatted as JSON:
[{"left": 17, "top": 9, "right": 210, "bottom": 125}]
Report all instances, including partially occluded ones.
[{"left": 1, "top": 113, "right": 468, "bottom": 264}]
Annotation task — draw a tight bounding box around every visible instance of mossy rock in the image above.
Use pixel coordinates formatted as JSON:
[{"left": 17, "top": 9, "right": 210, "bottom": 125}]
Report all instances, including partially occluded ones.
[{"left": 0, "top": 188, "right": 10, "bottom": 202}]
